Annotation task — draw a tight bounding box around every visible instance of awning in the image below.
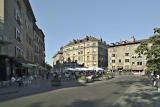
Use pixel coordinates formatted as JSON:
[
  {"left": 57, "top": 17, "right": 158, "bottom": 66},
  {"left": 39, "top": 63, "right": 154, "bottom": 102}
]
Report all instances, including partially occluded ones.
[
  {"left": 88, "top": 67, "right": 104, "bottom": 71},
  {"left": 21, "top": 63, "right": 37, "bottom": 68},
  {"left": 39, "top": 66, "right": 47, "bottom": 70},
  {"left": 0, "top": 39, "right": 11, "bottom": 45},
  {"left": 65, "top": 68, "right": 75, "bottom": 71}
]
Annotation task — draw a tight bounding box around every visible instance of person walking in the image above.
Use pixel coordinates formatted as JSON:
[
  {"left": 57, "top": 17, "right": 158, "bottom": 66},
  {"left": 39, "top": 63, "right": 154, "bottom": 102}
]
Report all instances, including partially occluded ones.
[
  {"left": 152, "top": 75, "right": 157, "bottom": 87},
  {"left": 156, "top": 74, "right": 160, "bottom": 92}
]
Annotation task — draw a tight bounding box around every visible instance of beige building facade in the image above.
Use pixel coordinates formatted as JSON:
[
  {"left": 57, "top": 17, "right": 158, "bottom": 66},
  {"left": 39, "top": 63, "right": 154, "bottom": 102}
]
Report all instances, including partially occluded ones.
[
  {"left": 108, "top": 37, "right": 147, "bottom": 74},
  {"left": 0, "top": 0, "right": 45, "bottom": 81},
  {"left": 53, "top": 36, "right": 107, "bottom": 68}
]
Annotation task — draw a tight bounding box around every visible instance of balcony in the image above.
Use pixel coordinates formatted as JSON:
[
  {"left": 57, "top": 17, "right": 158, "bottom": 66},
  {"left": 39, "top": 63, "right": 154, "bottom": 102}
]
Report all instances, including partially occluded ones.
[
  {"left": 0, "top": 34, "right": 11, "bottom": 45},
  {"left": 0, "top": 20, "right": 11, "bottom": 45},
  {"left": 131, "top": 66, "right": 144, "bottom": 70}
]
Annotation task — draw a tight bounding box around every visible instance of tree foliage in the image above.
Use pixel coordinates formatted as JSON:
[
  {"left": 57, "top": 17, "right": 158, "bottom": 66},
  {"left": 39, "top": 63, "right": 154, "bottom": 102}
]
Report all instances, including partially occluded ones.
[{"left": 136, "top": 28, "right": 160, "bottom": 72}]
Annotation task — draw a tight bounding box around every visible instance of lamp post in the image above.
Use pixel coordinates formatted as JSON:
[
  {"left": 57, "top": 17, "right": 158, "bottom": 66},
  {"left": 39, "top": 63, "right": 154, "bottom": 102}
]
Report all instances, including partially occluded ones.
[
  {"left": 84, "top": 42, "right": 85, "bottom": 67},
  {"left": 60, "top": 56, "right": 64, "bottom": 74}
]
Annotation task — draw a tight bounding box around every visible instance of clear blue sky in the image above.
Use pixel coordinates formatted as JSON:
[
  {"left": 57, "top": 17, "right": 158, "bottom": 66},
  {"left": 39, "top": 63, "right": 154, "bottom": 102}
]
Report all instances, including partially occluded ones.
[{"left": 30, "top": 0, "right": 160, "bottom": 66}]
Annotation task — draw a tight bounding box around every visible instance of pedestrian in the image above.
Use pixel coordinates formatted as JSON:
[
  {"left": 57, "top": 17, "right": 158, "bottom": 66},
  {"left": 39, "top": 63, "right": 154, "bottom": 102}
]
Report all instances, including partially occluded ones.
[
  {"left": 152, "top": 75, "right": 156, "bottom": 87},
  {"left": 46, "top": 72, "right": 50, "bottom": 80},
  {"left": 17, "top": 77, "right": 23, "bottom": 87},
  {"left": 28, "top": 75, "right": 33, "bottom": 84},
  {"left": 10, "top": 76, "right": 16, "bottom": 86},
  {"left": 156, "top": 74, "right": 160, "bottom": 92}
]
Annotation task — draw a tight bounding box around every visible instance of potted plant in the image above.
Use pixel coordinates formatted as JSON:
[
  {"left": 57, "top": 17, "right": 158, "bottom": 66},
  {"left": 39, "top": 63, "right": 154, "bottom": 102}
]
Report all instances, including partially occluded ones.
[
  {"left": 86, "top": 75, "right": 94, "bottom": 83},
  {"left": 104, "top": 72, "right": 112, "bottom": 80},
  {"left": 78, "top": 76, "right": 87, "bottom": 85}
]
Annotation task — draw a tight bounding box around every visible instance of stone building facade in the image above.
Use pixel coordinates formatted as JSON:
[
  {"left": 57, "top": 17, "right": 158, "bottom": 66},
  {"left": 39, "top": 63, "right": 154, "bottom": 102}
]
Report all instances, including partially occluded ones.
[
  {"left": 0, "top": 0, "right": 45, "bottom": 81},
  {"left": 108, "top": 37, "right": 147, "bottom": 74},
  {"left": 33, "top": 24, "right": 45, "bottom": 67},
  {"left": 53, "top": 36, "right": 107, "bottom": 68}
]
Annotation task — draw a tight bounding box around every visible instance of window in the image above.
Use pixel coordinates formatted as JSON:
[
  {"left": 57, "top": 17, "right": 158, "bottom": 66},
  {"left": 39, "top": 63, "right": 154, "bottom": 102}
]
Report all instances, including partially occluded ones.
[
  {"left": 112, "top": 66, "right": 115, "bottom": 69},
  {"left": 15, "top": 46, "right": 23, "bottom": 57},
  {"left": 15, "top": 9, "right": 22, "bottom": 25},
  {"left": 78, "top": 56, "right": 83, "bottom": 61},
  {"left": 132, "top": 55, "right": 136, "bottom": 58},
  {"left": 125, "top": 65, "right": 129, "bottom": 69},
  {"left": 137, "top": 62, "right": 142, "bottom": 65},
  {"left": 126, "top": 46, "right": 130, "bottom": 50},
  {"left": 15, "top": 9, "right": 19, "bottom": 20},
  {"left": 119, "top": 59, "right": 121, "bottom": 63},
  {"left": 93, "top": 43, "right": 96, "bottom": 46},
  {"left": 125, "top": 53, "right": 129, "bottom": 56},
  {"left": 87, "top": 50, "right": 90, "bottom": 54},
  {"left": 93, "top": 49, "right": 97, "bottom": 52},
  {"left": 125, "top": 59, "right": 129, "bottom": 62},
  {"left": 139, "top": 62, "right": 142, "bottom": 65},
  {"left": 112, "top": 54, "right": 116, "bottom": 57},
  {"left": 78, "top": 56, "right": 81, "bottom": 60},
  {"left": 92, "top": 49, "right": 97, "bottom": 54},
  {"left": 72, "top": 56, "right": 75, "bottom": 61},
  {"left": 93, "top": 55, "right": 96, "bottom": 60},
  {"left": 138, "top": 53, "right": 142, "bottom": 58},
  {"left": 15, "top": 28, "right": 22, "bottom": 42},
  {"left": 0, "top": 46, "right": 1, "bottom": 53},
  {"left": 66, "top": 48, "right": 69, "bottom": 51},
  {"left": 112, "top": 60, "right": 115, "bottom": 63},
  {"left": 112, "top": 47, "right": 116, "bottom": 52},
  {"left": 132, "top": 62, "right": 135, "bottom": 65},
  {"left": 87, "top": 56, "right": 90, "bottom": 61},
  {"left": 93, "top": 63, "right": 96, "bottom": 66}
]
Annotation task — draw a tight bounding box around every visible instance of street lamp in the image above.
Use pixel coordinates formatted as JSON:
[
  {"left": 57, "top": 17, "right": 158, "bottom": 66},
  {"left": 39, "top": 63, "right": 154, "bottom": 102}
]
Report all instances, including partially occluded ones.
[{"left": 60, "top": 56, "right": 64, "bottom": 73}]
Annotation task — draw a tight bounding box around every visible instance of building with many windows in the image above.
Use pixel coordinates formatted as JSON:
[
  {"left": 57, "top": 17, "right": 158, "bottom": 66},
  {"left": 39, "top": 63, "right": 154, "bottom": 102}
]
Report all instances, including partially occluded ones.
[
  {"left": 53, "top": 36, "right": 107, "bottom": 69},
  {"left": 108, "top": 37, "right": 147, "bottom": 74},
  {"left": 33, "top": 24, "right": 45, "bottom": 67},
  {"left": 0, "top": 0, "right": 45, "bottom": 81}
]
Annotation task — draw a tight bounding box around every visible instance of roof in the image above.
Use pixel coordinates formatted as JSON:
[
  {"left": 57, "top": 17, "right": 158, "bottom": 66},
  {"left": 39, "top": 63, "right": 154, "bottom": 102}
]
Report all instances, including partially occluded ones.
[
  {"left": 23, "top": 0, "right": 36, "bottom": 22},
  {"left": 108, "top": 39, "right": 147, "bottom": 48},
  {"left": 65, "top": 36, "right": 104, "bottom": 47},
  {"left": 34, "top": 24, "right": 45, "bottom": 38},
  {"left": 53, "top": 51, "right": 63, "bottom": 58}
]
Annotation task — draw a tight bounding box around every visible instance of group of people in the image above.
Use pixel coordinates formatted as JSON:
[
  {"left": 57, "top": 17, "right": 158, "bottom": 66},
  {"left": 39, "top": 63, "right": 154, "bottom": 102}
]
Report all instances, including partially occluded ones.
[
  {"left": 62, "top": 70, "right": 104, "bottom": 81},
  {"left": 10, "top": 75, "right": 35, "bottom": 86}
]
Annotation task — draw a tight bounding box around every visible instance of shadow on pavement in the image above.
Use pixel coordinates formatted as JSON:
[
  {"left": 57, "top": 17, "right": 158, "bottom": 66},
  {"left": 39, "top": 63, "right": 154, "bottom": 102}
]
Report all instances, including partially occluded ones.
[
  {"left": 114, "top": 76, "right": 160, "bottom": 107},
  {"left": 28, "top": 101, "right": 45, "bottom": 107},
  {"left": 0, "top": 80, "right": 83, "bottom": 103}
]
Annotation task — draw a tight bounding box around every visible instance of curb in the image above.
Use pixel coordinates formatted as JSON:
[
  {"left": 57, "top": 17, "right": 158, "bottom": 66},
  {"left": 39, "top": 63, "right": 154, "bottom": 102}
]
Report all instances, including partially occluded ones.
[{"left": 0, "top": 90, "right": 18, "bottom": 95}]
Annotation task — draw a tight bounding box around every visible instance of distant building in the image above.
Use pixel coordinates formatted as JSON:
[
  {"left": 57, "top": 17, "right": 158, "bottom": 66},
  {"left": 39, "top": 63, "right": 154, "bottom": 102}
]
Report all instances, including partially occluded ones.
[
  {"left": 53, "top": 36, "right": 107, "bottom": 68},
  {"left": 108, "top": 37, "right": 147, "bottom": 74},
  {"left": 0, "top": 0, "right": 45, "bottom": 81}
]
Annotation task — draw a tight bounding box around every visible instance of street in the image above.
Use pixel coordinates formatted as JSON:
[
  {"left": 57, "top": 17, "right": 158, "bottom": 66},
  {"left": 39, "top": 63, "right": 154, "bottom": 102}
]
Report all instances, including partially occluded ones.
[{"left": 0, "top": 75, "right": 159, "bottom": 107}]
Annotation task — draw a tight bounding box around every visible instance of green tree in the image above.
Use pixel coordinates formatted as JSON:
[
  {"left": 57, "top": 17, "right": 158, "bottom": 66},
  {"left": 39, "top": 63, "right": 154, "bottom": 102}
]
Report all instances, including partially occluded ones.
[{"left": 135, "top": 28, "right": 160, "bottom": 73}]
